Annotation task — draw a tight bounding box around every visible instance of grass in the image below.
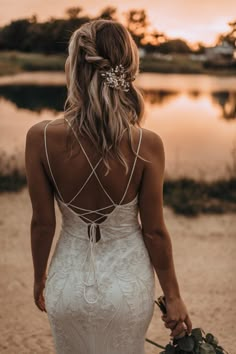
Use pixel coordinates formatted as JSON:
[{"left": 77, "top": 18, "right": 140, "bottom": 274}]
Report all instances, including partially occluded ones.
[
  {"left": 0, "top": 169, "right": 26, "bottom": 192},
  {"left": 140, "top": 54, "right": 236, "bottom": 75},
  {"left": 1, "top": 149, "right": 236, "bottom": 216},
  {"left": 1, "top": 51, "right": 236, "bottom": 76},
  {"left": 164, "top": 177, "right": 236, "bottom": 216},
  {"left": 1, "top": 167, "right": 235, "bottom": 216},
  {"left": 0, "top": 51, "right": 66, "bottom": 76},
  {"left": 140, "top": 54, "right": 204, "bottom": 74}
]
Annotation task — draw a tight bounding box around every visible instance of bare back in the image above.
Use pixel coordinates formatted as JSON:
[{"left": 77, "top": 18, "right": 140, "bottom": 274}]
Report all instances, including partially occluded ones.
[
  {"left": 26, "top": 116, "right": 165, "bottom": 236},
  {"left": 42, "top": 118, "right": 144, "bottom": 223}
]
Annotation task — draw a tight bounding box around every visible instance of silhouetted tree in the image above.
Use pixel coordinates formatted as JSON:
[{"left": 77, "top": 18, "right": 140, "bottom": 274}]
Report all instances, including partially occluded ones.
[
  {"left": 125, "top": 9, "right": 149, "bottom": 47},
  {"left": 0, "top": 19, "right": 31, "bottom": 50},
  {"left": 157, "top": 39, "right": 192, "bottom": 54},
  {"left": 225, "top": 20, "right": 236, "bottom": 47},
  {"left": 97, "top": 7, "right": 117, "bottom": 20},
  {"left": 0, "top": 7, "right": 194, "bottom": 54},
  {"left": 150, "top": 30, "right": 166, "bottom": 46},
  {"left": 194, "top": 42, "right": 207, "bottom": 54},
  {"left": 0, "top": 12, "right": 90, "bottom": 53},
  {"left": 217, "top": 20, "right": 236, "bottom": 48},
  {"left": 65, "top": 7, "right": 83, "bottom": 20},
  {"left": 30, "top": 14, "right": 38, "bottom": 24},
  {"left": 143, "top": 29, "right": 167, "bottom": 52}
]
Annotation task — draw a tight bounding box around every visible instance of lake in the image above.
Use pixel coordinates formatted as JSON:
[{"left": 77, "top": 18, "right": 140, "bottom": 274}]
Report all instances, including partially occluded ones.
[{"left": 0, "top": 72, "right": 235, "bottom": 181}]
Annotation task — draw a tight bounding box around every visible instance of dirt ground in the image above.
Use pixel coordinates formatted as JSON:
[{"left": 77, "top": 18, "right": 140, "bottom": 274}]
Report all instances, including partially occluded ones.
[{"left": 1, "top": 188, "right": 235, "bottom": 353}]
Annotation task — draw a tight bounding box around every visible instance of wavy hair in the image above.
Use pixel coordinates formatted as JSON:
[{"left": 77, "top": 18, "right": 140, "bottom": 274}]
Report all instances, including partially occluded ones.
[{"left": 64, "top": 19, "right": 145, "bottom": 174}]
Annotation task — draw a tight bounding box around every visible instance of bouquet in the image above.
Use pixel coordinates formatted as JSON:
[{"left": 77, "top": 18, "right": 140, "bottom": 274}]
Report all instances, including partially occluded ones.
[{"left": 145, "top": 296, "right": 230, "bottom": 354}]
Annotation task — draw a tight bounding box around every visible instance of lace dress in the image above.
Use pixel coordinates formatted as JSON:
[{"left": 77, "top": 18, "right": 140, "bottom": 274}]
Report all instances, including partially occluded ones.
[{"left": 44, "top": 119, "right": 155, "bottom": 354}]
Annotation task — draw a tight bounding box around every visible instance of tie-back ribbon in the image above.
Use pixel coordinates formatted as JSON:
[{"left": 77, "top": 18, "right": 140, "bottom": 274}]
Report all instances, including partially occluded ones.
[{"left": 82, "top": 223, "right": 99, "bottom": 304}]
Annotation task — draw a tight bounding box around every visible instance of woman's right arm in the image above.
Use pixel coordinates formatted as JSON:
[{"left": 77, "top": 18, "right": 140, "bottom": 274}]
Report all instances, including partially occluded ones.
[{"left": 138, "top": 130, "right": 192, "bottom": 336}]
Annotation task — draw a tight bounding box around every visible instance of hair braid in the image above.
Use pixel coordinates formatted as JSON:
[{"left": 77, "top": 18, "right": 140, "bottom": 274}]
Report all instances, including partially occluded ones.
[{"left": 65, "top": 19, "right": 145, "bottom": 175}]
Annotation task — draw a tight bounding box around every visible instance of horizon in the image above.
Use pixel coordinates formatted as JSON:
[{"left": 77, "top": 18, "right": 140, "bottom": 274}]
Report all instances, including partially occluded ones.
[{"left": 0, "top": 0, "right": 235, "bottom": 47}]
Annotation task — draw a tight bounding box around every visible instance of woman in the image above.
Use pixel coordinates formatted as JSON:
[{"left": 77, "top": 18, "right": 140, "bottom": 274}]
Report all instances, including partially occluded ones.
[{"left": 25, "top": 19, "right": 192, "bottom": 354}]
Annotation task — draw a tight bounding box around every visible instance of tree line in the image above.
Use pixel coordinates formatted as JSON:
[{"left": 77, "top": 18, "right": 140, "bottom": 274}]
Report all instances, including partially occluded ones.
[{"left": 0, "top": 6, "right": 235, "bottom": 54}]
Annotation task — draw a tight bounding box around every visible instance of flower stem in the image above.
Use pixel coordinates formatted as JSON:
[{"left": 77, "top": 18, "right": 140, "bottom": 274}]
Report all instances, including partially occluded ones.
[{"left": 145, "top": 338, "right": 165, "bottom": 349}]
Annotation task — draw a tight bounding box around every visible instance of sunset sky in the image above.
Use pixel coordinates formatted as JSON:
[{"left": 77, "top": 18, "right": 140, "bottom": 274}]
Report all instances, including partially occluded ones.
[{"left": 0, "top": 0, "right": 235, "bottom": 46}]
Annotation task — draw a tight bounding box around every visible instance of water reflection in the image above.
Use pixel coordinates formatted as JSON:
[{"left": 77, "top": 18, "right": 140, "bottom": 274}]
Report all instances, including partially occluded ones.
[
  {"left": 211, "top": 91, "right": 236, "bottom": 120},
  {"left": 0, "top": 85, "right": 235, "bottom": 120},
  {"left": 144, "top": 89, "right": 236, "bottom": 120},
  {"left": 142, "top": 89, "right": 178, "bottom": 106},
  {"left": 0, "top": 73, "right": 236, "bottom": 180},
  {"left": 0, "top": 85, "right": 65, "bottom": 113}
]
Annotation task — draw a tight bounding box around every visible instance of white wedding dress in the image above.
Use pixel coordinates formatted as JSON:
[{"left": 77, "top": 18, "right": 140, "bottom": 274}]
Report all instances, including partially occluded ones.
[{"left": 44, "top": 119, "right": 155, "bottom": 354}]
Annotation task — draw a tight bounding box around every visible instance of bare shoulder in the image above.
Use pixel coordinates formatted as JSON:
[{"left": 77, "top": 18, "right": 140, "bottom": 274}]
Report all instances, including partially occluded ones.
[
  {"left": 26, "top": 120, "right": 51, "bottom": 141},
  {"left": 25, "top": 120, "right": 53, "bottom": 160},
  {"left": 26, "top": 117, "right": 65, "bottom": 144},
  {"left": 140, "top": 127, "right": 165, "bottom": 161}
]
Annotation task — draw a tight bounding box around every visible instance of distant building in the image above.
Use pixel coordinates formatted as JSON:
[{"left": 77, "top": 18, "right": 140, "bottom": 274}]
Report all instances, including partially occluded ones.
[
  {"left": 205, "top": 41, "right": 234, "bottom": 61},
  {"left": 138, "top": 48, "right": 146, "bottom": 58},
  {"left": 189, "top": 54, "right": 207, "bottom": 62},
  {"left": 152, "top": 52, "right": 173, "bottom": 61}
]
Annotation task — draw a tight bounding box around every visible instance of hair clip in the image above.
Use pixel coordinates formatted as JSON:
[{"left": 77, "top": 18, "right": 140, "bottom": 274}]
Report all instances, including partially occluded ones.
[{"left": 100, "top": 64, "right": 131, "bottom": 92}]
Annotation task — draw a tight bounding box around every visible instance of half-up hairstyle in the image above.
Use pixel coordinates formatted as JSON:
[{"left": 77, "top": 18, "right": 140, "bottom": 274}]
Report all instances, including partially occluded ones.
[{"left": 64, "top": 19, "right": 145, "bottom": 174}]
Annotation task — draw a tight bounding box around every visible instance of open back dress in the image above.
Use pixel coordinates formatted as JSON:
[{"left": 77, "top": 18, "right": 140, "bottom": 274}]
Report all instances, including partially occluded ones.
[{"left": 44, "top": 119, "right": 155, "bottom": 354}]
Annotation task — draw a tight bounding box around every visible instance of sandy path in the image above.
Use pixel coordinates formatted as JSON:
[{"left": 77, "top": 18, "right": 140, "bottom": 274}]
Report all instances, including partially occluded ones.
[{"left": 1, "top": 188, "right": 235, "bottom": 353}]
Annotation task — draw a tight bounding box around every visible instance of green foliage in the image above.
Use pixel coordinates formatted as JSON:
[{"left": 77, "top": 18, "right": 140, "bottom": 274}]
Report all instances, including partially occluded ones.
[
  {"left": 206, "top": 334, "right": 219, "bottom": 346},
  {"left": 97, "top": 6, "right": 117, "bottom": 20},
  {"left": 218, "top": 21, "right": 236, "bottom": 48},
  {"left": 65, "top": 7, "right": 83, "bottom": 20},
  {"left": 0, "top": 157, "right": 235, "bottom": 218},
  {"left": 124, "top": 9, "right": 149, "bottom": 47},
  {"left": 178, "top": 336, "right": 195, "bottom": 351},
  {"left": 0, "top": 16, "right": 90, "bottom": 53},
  {"left": 0, "top": 152, "right": 26, "bottom": 192},
  {"left": 140, "top": 55, "right": 203, "bottom": 74},
  {"left": 191, "top": 328, "right": 203, "bottom": 342},
  {"left": 199, "top": 342, "right": 217, "bottom": 354},
  {"left": 152, "top": 329, "right": 229, "bottom": 354},
  {"left": 0, "top": 51, "right": 66, "bottom": 76},
  {"left": 165, "top": 343, "right": 176, "bottom": 354},
  {"left": 0, "top": 169, "right": 26, "bottom": 192},
  {"left": 157, "top": 39, "right": 192, "bottom": 54},
  {"left": 146, "top": 298, "right": 229, "bottom": 354},
  {"left": 0, "top": 7, "right": 192, "bottom": 55},
  {"left": 163, "top": 177, "right": 236, "bottom": 216}
]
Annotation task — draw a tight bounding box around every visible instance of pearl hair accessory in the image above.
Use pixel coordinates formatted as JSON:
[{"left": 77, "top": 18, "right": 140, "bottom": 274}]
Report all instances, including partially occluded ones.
[{"left": 100, "top": 64, "right": 133, "bottom": 92}]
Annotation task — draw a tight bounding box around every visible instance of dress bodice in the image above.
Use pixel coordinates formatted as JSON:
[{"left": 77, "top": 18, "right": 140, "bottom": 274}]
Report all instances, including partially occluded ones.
[{"left": 44, "top": 118, "right": 143, "bottom": 304}]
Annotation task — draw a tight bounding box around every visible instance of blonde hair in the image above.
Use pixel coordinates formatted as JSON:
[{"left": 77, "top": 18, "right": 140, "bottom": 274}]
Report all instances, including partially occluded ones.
[{"left": 64, "top": 19, "right": 145, "bottom": 174}]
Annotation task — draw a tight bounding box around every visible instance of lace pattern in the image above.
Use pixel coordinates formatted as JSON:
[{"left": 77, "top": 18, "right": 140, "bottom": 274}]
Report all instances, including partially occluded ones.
[{"left": 43, "top": 119, "right": 155, "bottom": 353}]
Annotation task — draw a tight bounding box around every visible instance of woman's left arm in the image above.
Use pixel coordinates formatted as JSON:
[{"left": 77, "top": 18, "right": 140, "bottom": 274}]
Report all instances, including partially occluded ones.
[{"left": 25, "top": 121, "right": 56, "bottom": 312}]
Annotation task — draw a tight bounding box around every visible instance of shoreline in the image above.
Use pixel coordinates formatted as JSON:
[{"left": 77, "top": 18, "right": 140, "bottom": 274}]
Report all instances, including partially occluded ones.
[
  {"left": 0, "top": 51, "right": 236, "bottom": 77},
  {"left": 0, "top": 70, "right": 236, "bottom": 92},
  {"left": 1, "top": 174, "right": 235, "bottom": 216}
]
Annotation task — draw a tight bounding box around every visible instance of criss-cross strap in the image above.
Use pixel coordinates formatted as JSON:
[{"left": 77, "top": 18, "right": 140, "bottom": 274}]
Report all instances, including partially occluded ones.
[
  {"left": 44, "top": 119, "right": 103, "bottom": 204},
  {"left": 65, "top": 118, "right": 142, "bottom": 208},
  {"left": 118, "top": 127, "right": 142, "bottom": 205},
  {"left": 44, "top": 118, "right": 142, "bottom": 221},
  {"left": 44, "top": 118, "right": 142, "bottom": 305},
  {"left": 64, "top": 118, "right": 117, "bottom": 206},
  {"left": 44, "top": 120, "right": 65, "bottom": 202}
]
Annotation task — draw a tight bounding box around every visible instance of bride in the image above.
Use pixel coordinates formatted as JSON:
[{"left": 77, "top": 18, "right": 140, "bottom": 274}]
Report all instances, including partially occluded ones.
[{"left": 25, "top": 19, "right": 192, "bottom": 354}]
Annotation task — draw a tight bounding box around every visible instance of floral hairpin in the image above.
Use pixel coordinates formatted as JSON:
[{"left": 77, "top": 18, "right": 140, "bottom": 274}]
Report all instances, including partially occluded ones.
[{"left": 100, "top": 64, "right": 131, "bottom": 92}]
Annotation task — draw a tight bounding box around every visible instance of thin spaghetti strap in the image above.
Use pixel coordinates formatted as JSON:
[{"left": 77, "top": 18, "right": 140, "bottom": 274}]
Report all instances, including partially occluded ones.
[
  {"left": 44, "top": 121, "right": 64, "bottom": 202},
  {"left": 64, "top": 118, "right": 117, "bottom": 206},
  {"left": 66, "top": 157, "right": 103, "bottom": 205},
  {"left": 119, "top": 127, "right": 142, "bottom": 205}
]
